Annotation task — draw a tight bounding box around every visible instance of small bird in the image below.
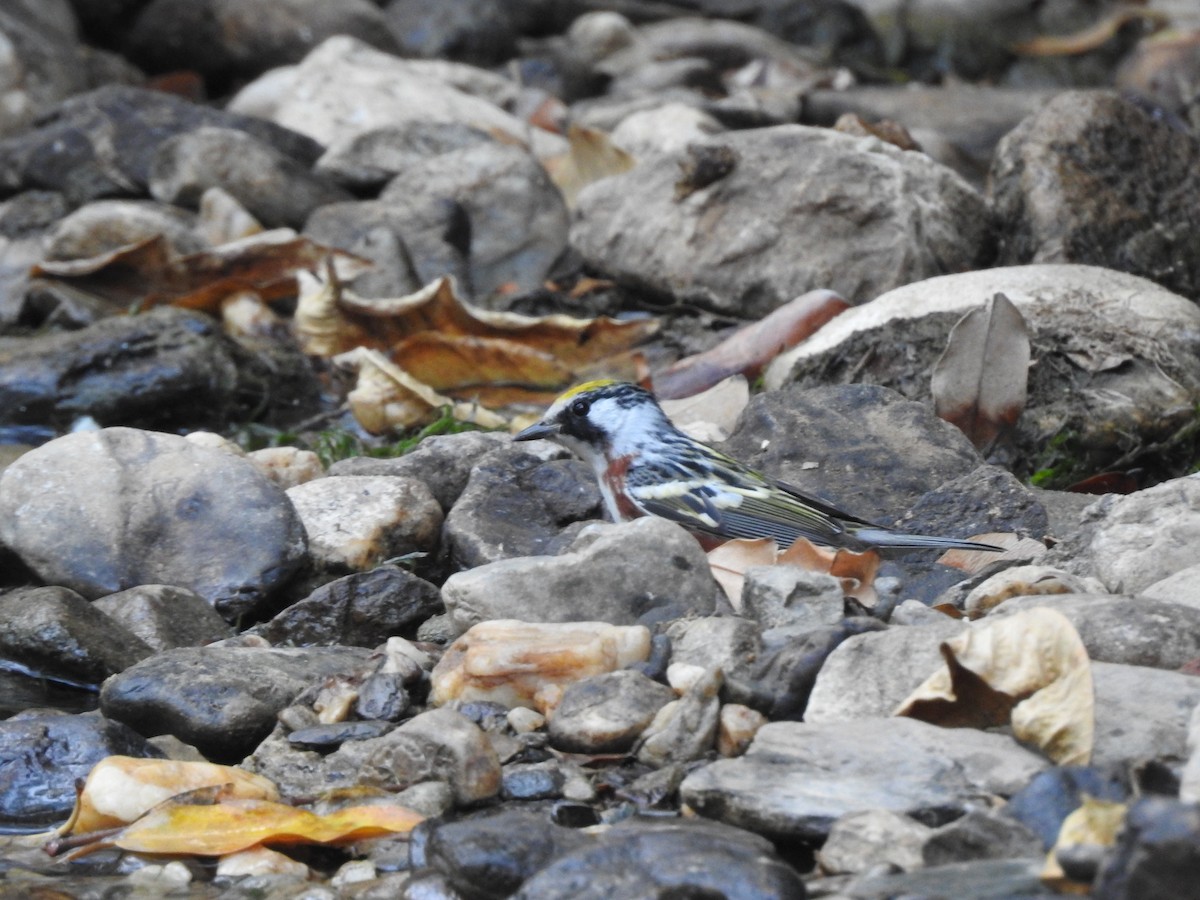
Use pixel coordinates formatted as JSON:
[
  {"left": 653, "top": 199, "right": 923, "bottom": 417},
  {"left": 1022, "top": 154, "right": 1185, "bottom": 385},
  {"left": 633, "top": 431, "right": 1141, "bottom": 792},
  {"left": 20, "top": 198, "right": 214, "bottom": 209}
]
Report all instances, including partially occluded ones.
[{"left": 514, "top": 380, "right": 1001, "bottom": 553}]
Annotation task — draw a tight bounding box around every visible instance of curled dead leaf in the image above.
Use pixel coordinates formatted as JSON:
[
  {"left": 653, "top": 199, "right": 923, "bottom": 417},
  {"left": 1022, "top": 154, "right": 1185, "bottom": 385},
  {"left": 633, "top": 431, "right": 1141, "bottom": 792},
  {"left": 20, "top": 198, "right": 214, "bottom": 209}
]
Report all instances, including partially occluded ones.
[
  {"left": 57, "top": 756, "right": 279, "bottom": 837},
  {"left": 543, "top": 124, "right": 636, "bottom": 209},
  {"left": 1040, "top": 796, "right": 1127, "bottom": 891},
  {"left": 337, "top": 347, "right": 507, "bottom": 433},
  {"left": 706, "top": 536, "right": 879, "bottom": 611},
  {"left": 895, "top": 607, "right": 1094, "bottom": 765}
]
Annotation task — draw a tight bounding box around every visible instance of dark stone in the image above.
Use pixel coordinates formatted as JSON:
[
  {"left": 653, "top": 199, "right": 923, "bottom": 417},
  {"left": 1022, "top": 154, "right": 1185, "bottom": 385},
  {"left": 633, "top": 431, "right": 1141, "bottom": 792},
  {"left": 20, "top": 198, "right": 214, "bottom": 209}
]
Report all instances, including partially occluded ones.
[
  {"left": 93, "top": 584, "right": 233, "bottom": 651},
  {"left": 991, "top": 90, "right": 1200, "bottom": 301},
  {"left": 252, "top": 566, "right": 443, "bottom": 647},
  {"left": 726, "top": 617, "right": 886, "bottom": 719},
  {"left": 355, "top": 673, "right": 411, "bottom": 722},
  {"left": 424, "top": 807, "right": 590, "bottom": 900},
  {"left": 0, "top": 586, "right": 153, "bottom": 685},
  {"left": 443, "top": 451, "right": 602, "bottom": 571},
  {"left": 0, "top": 306, "right": 321, "bottom": 433},
  {"left": 99, "top": 645, "right": 373, "bottom": 762},
  {"left": 502, "top": 763, "right": 565, "bottom": 801},
  {"left": 0, "top": 713, "right": 164, "bottom": 828},
  {"left": 513, "top": 817, "right": 807, "bottom": 900},
  {"left": 287, "top": 720, "right": 393, "bottom": 750},
  {"left": 723, "top": 384, "right": 984, "bottom": 526},
  {"left": 1094, "top": 797, "right": 1200, "bottom": 900},
  {"left": 0, "top": 86, "right": 323, "bottom": 204},
  {"left": 1003, "top": 766, "right": 1129, "bottom": 850},
  {"left": 383, "top": 0, "right": 518, "bottom": 67}
]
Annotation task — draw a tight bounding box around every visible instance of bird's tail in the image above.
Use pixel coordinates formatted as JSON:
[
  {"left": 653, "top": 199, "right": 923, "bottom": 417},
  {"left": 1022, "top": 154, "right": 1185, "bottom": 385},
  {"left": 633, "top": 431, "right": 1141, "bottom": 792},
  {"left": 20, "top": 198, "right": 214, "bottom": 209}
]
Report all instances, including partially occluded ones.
[{"left": 850, "top": 527, "right": 1003, "bottom": 553}]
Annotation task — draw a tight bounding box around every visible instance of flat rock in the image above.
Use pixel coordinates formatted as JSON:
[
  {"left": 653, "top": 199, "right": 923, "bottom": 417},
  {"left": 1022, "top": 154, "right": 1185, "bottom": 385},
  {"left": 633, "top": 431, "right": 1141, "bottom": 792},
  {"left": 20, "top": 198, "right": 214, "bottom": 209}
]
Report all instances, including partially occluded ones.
[
  {"left": 100, "top": 645, "right": 373, "bottom": 762},
  {"left": 0, "top": 427, "right": 308, "bottom": 619},
  {"left": 571, "top": 123, "right": 989, "bottom": 317},
  {"left": 1091, "top": 661, "right": 1200, "bottom": 768},
  {"left": 441, "top": 518, "right": 720, "bottom": 634},
  {"left": 765, "top": 265, "right": 1200, "bottom": 487},
  {"left": 680, "top": 717, "right": 1049, "bottom": 840},
  {"left": 990, "top": 594, "right": 1200, "bottom": 670},
  {"left": 92, "top": 584, "right": 233, "bottom": 652}
]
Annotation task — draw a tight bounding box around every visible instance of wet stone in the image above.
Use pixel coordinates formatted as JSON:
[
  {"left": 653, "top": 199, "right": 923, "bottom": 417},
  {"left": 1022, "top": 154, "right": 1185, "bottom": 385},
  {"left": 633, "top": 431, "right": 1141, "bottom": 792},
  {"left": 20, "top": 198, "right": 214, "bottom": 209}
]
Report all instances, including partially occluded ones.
[{"left": 0, "top": 713, "right": 164, "bottom": 828}]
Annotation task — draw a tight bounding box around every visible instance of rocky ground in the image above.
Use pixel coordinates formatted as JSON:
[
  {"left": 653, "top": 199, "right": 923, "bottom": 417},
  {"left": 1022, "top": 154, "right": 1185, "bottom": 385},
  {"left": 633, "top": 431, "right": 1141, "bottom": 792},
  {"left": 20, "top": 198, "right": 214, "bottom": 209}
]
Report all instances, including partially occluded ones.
[{"left": 3, "top": 0, "right": 1200, "bottom": 898}]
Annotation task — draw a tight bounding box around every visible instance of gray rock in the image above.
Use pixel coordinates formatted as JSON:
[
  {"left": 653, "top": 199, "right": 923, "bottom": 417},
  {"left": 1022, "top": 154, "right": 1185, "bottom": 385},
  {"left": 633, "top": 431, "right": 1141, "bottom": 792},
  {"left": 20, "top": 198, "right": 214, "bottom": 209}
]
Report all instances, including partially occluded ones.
[
  {"left": 991, "top": 91, "right": 1200, "bottom": 300},
  {"left": 666, "top": 616, "right": 761, "bottom": 687},
  {"left": 817, "top": 809, "right": 932, "bottom": 875},
  {"left": 729, "top": 618, "right": 888, "bottom": 720},
  {"left": 680, "top": 717, "right": 1049, "bottom": 840},
  {"left": 548, "top": 669, "right": 676, "bottom": 754},
  {"left": 44, "top": 199, "right": 207, "bottom": 260},
  {"left": 513, "top": 817, "right": 807, "bottom": 900},
  {"left": 990, "top": 594, "right": 1200, "bottom": 670},
  {"left": 1092, "top": 661, "right": 1200, "bottom": 768},
  {"left": 722, "top": 384, "right": 984, "bottom": 525},
  {"left": 124, "top": 0, "right": 396, "bottom": 82},
  {"left": 286, "top": 475, "right": 442, "bottom": 576},
  {"left": 0, "top": 427, "right": 308, "bottom": 619},
  {"left": 0, "top": 85, "right": 322, "bottom": 204},
  {"left": 423, "top": 807, "right": 590, "bottom": 898},
  {"left": 311, "top": 140, "right": 569, "bottom": 305},
  {"left": 1182, "top": 704, "right": 1200, "bottom": 804},
  {"left": 804, "top": 84, "right": 1058, "bottom": 185},
  {"left": 252, "top": 566, "right": 442, "bottom": 647},
  {"left": 741, "top": 566, "right": 845, "bottom": 630},
  {"left": 100, "top": 645, "right": 373, "bottom": 761},
  {"left": 501, "top": 761, "right": 565, "bottom": 801},
  {"left": 382, "top": 0, "right": 517, "bottom": 68},
  {"left": 840, "top": 858, "right": 1049, "bottom": 900},
  {"left": 0, "top": 307, "right": 320, "bottom": 435},
  {"left": 765, "top": 265, "right": 1200, "bottom": 490},
  {"left": 571, "top": 124, "right": 989, "bottom": 317},
  {"left": 149, "top": 126, "right": 350, "bottom": 228},
  {"left": 0, "top": 713, "right": 163, "bottom": 828},
  {"left": 93, "top": 584, "right": 233, "bottom": 652},
  {"left": 922, "top": 807, "right": 1043, "bottom": 866},
  {"left": 635, "top": 667, "right": 721, "bottom": 766},
  {"left": 328, "top": 431, "right": 509, "bottom": 511},
  {"left": 443, "top": 450, "right": 601, "bottom": 571},
  {"left": 328, "top": 707, "right": 501, "bottom": 805},
  {"left": 804, "top": 618, "right": 967, "bottom": 723},
  {"left": 1094, "top": 797, "right": 1200, "bottom": 900},
  {"left": 442, "top": 518, "right": 720, "bottom": 634},
  {"left": 1142, "top": 563, "right": 1200, "bottom": 613},
  {"left": 1076, "top": 477, "right": 1200, "bottom": 595},
  {"left": 0, "top": 586, "right": 152, "bottom": 684}
]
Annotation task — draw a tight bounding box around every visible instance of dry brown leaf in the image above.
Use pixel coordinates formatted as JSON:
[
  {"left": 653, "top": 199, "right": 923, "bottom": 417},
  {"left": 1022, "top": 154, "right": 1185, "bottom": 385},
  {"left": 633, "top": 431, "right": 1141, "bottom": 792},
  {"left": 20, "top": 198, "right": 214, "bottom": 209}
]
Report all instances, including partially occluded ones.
[
  {"left": 57, "top": 757, "right": 279, "bottom": 837},
  {"left": 33, "top": 231, "right": 371, "bottom": 313},
  {"left": 937, "top": 532, "right": 1047, "bottom": 575},
  {"left": 101, "top": 797, "right": 424, "bottom": 857},
  {"left": 653, "top": 290, "right": 849, "bottom": 400},
  {"left": 706, "top": 536, "right": 879, "bottom": 611},
  {"left": 543, "top": 124, "right": 636, "bottom": 209},
  {"left": 660, "top": 375, "right": 750, "bottom": 441},
  {"left": 296, "top": 273, "right": 656, "bottom": 377},
  {"left": 932, "top": 293, "right": 1030, "bottom": 452},
  {"left": 895, "top": 607, "right": 1094, "bottom": 765},
  {"left": 1040, "top": 796, "right": 1127, "bottom": 891},
  {"left": 1012, "top": 8, "right": 1167, "bottom": 56},
  {"left": 337, "top": 347, "right": 507, "bottom": 433}
]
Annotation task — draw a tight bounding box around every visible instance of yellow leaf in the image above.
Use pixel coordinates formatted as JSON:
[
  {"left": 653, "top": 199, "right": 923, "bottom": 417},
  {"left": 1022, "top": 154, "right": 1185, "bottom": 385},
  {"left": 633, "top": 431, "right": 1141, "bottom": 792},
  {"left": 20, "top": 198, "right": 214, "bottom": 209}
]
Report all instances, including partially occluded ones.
[
  {"left": 1040, "top": 796, "right": 1127, "bottom": 891},
  {"left": 705, "top": 536, "right": 879, "bottom": 611},
  {"left": 895, "top": 607, "right": 1094, "bottom": 765},
  {"left": 543, "top": 124, "right": 636, "bottom": 208},
  {"left": 59, "top": 757, "right": 280, "bottom": 836},
  {"left": 112, "top": 798, "right": 424, "bottom": 856}
]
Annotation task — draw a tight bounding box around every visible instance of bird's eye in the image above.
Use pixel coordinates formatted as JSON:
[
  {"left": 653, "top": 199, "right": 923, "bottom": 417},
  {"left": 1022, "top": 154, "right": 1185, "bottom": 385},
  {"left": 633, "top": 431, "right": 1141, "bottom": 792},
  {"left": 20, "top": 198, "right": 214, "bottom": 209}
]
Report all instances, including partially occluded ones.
[{"left": 570, "top": 398, "right": 590, "bottom": 417}]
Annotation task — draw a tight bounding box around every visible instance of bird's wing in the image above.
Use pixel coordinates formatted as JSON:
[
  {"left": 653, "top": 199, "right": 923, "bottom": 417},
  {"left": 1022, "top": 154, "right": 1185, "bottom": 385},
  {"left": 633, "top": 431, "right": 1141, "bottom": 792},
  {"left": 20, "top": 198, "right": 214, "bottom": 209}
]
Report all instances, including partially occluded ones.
[{"left": 623, "top": 445, "right": 856, "bottom": 546}]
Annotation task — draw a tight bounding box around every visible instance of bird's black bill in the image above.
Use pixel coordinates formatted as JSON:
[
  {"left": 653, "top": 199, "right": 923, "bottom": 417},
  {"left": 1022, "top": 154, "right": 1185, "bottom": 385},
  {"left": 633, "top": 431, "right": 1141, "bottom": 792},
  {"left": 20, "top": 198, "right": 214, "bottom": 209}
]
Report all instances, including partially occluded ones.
[{"left": 514, "top": 421, "right": 559, "bottom": 441}]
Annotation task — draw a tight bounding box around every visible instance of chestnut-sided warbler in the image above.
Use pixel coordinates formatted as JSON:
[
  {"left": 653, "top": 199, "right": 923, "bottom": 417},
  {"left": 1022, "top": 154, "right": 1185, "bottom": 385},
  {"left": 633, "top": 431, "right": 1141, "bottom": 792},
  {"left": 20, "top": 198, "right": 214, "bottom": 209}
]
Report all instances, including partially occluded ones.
[{"left": 515, "top": 380, "right": 1001, "bottom": 552}]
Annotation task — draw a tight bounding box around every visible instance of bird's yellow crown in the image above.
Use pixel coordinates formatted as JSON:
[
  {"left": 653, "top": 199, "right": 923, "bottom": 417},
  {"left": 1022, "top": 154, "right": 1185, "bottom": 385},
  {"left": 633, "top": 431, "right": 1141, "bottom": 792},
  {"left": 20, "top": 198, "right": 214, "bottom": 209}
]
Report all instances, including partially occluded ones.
[{"left": 556, "top": 379, "right": 619, "bottom": 403}]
